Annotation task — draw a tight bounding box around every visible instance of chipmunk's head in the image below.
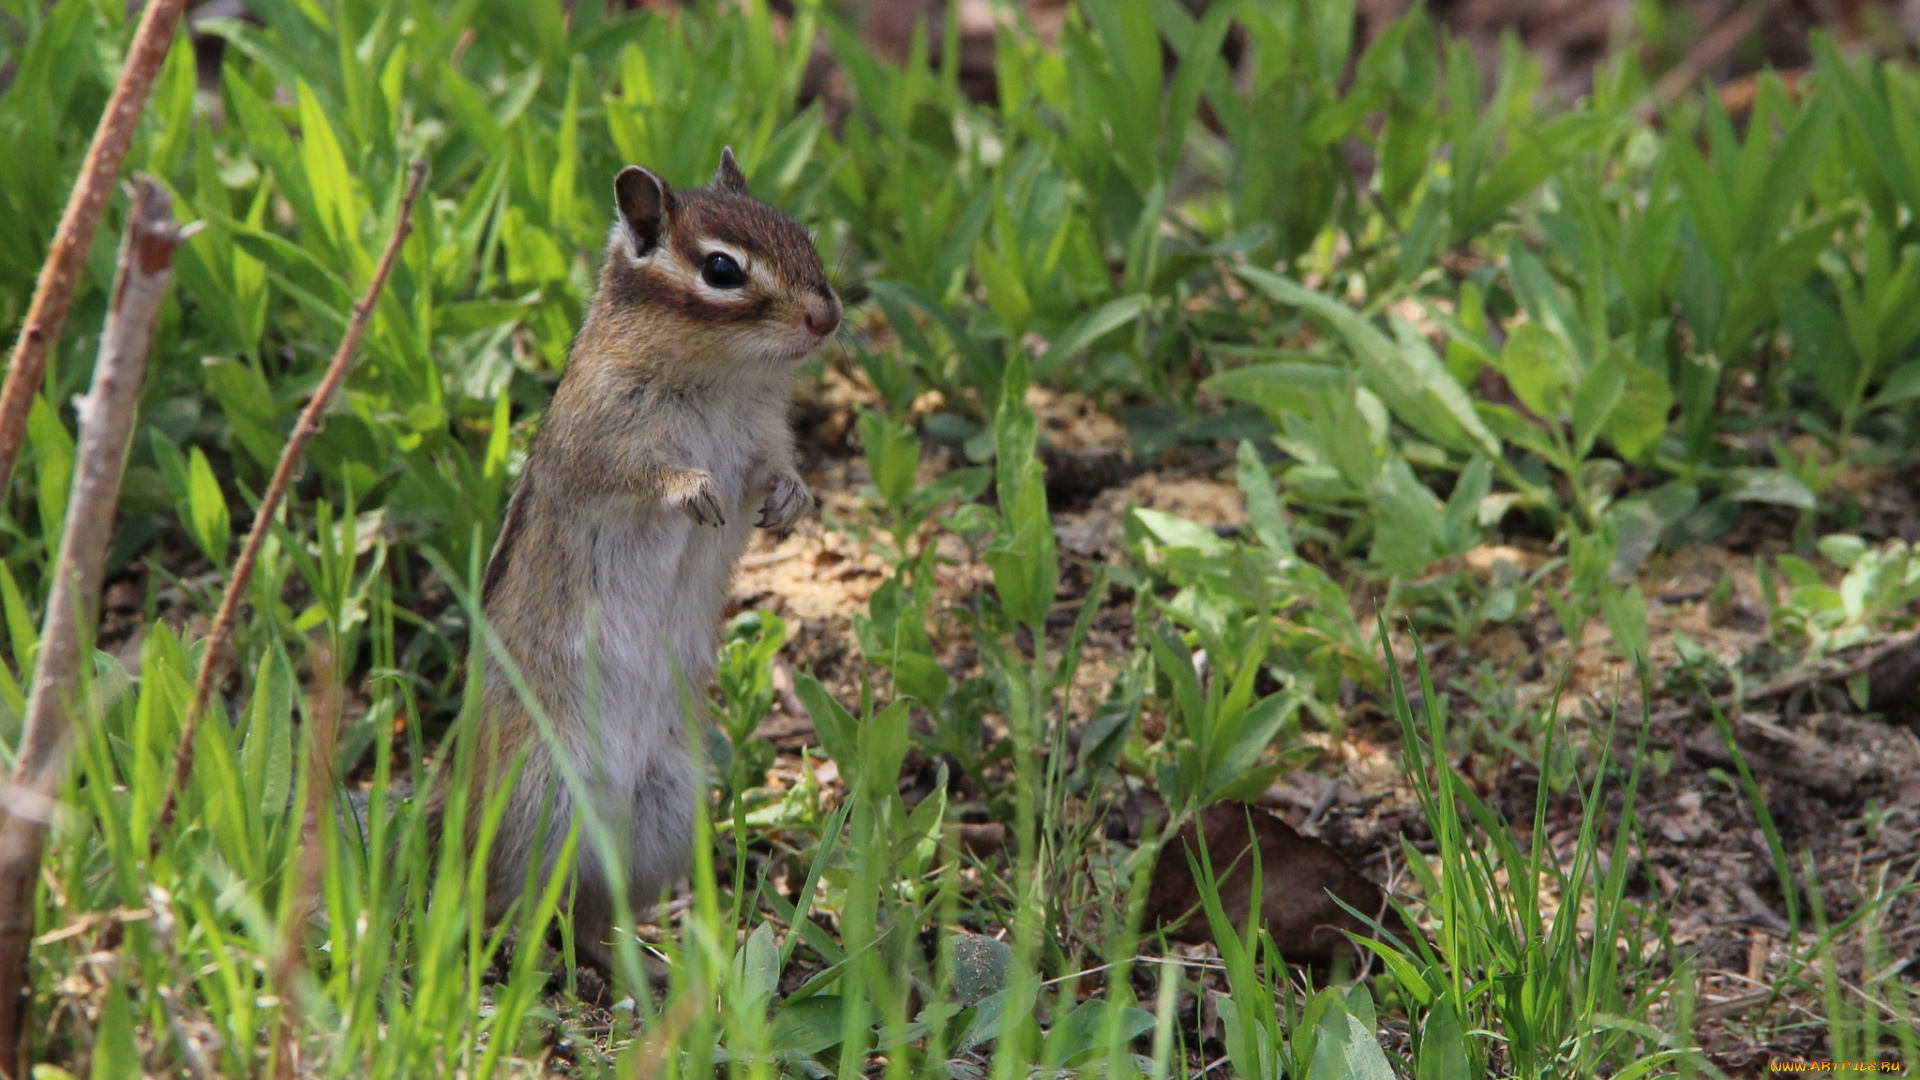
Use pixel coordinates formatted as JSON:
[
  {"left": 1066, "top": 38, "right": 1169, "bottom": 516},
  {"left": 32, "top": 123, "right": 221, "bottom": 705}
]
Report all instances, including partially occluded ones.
[{"left": 599, "top": 149, "right": 841, "bottom": 369}]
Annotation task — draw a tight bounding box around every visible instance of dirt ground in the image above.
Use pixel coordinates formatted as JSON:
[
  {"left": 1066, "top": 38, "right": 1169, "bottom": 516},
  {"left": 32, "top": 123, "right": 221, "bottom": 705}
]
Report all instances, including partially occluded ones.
[
  {"left": 102, "top": 2, "right": 1920, "bottom": 1067},
  {"left": 718, "top": 363, "right": 1920, "bottom": 1071}
]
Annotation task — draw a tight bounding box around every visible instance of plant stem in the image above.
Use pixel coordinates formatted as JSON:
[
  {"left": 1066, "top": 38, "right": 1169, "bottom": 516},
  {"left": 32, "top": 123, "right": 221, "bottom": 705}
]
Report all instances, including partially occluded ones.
[
  {"left": 0, "top": 177, "right": 181, "bottom": 1079},
  {"left": 151, "top": 160, "right": 428, "bottom": 857},
  {"left": 0, "top": 0, "right": 190, "bottom": 493}
]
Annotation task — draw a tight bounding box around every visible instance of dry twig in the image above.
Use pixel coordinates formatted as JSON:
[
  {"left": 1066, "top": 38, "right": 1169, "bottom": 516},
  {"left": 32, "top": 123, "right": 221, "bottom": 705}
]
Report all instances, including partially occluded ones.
[
  {"left": 0, "top": 0, "right": 190, "bottom": 492},
  {"left": 1652, "top": 0, "right": 1783, "bottom": 106},
  {"left": 1650, "top": 628, "right": 1920, "bottom": 727},
  {"left": 152, "top": 160, "right": 428, "bottom": 854},
  {"left": 0, "top": 178, "right": 182, "bottom": 1080}
]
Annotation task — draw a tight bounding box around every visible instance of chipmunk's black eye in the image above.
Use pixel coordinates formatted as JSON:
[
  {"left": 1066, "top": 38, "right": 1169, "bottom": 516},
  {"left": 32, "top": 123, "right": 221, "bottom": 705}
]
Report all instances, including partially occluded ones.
[{"left": 701, "top": 252, "right": 748, "bottom": 289}]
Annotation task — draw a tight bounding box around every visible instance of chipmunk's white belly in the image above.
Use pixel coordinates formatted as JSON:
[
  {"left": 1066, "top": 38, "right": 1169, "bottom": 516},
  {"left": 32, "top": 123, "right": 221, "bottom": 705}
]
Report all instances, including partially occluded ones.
[
  {"left": 521, "top": 390, "right": 786, "bottom": 905},
  {"left": 585, "top": 499, "right": 749, "bottom": 760},
  {"left": 551, "top": 497, "right": 743, "bottom": 899},
  {"left": 567, "top": 424, "right": 765, "bottom": 786}
]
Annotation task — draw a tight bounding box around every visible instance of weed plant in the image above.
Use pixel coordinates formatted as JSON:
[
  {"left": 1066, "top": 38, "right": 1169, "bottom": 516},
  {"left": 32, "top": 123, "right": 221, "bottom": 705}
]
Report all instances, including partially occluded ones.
[{"left": 1, "top": 0, "right": 1917, "bottom": 1074}]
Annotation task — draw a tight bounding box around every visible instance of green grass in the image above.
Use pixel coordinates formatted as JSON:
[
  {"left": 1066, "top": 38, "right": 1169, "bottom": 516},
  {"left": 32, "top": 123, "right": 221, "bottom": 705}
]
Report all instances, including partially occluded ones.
[{"left": 2, "top": 0, "right": 1918, "bottom": 1075}]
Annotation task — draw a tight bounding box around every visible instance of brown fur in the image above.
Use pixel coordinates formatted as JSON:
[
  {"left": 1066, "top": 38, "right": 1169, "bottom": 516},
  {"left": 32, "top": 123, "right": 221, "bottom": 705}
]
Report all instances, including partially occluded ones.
[{"left": 430, "top": 152, "right": 840, "bottom": 966}]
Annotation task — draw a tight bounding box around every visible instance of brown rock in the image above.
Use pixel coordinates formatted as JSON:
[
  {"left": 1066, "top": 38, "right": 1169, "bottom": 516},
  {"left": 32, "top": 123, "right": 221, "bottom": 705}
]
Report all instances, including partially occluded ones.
[{"left": 1144, "top": 802, "right": 1404, "bottom": 966}]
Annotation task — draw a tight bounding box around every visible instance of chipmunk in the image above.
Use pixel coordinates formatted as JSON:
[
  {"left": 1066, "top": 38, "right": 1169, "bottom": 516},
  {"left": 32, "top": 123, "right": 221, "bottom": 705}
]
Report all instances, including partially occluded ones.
[{"left": 446, "top": 149, "right": 840, "bottom": 964}]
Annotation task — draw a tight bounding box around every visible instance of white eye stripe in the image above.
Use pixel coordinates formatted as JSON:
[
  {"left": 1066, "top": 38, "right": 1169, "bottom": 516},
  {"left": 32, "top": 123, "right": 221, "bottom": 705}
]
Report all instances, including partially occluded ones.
[
  {"left": 695, "top": 239, "right": 752, "bottom": 284},
  {"left": 695, "top": 239, "right": 749, "bottom": 269},
  {"left": 616, "top": 231, "right": 759, "bottom": 303}
]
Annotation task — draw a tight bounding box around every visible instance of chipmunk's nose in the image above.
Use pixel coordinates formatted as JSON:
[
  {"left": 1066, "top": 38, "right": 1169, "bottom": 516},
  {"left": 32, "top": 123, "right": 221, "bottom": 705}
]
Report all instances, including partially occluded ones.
[{"left": 803, "top": 288, "right": 841, "bottom": 338}]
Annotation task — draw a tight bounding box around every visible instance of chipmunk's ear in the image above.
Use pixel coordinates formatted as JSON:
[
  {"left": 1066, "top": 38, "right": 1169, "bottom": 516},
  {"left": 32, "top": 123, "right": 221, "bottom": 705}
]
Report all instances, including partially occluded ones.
[
  {"left": 615, "top": 166, "right": 673, "bottom": 255},
  {"left": 713, "top": 147, "right": 749, "bottom": 196}
]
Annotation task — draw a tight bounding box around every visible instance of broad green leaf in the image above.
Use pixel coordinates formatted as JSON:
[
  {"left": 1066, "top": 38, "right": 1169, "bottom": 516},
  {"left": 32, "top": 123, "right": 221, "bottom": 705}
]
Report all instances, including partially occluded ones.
[
  {"left": 1215, "top": 993, "right": 1281, "bottom": 1080},
  {"left": 1500, "top": 323, "right": 1576, "bottom": 421},
  {"left": 1129, "top": 508, "right": 1232, "bottom": 557},
  {"left": 204, "top": 361, "right": 288, "bottom": 470},
  {"left": 1442, "top": 455, "right": 1492, "bottom": 554},
  {"left": 752, "top": 107, "right": 826, "bottom": 204},
  {"left": 1369, "top": 458, "right": 1447, "bottom": 578},
  {"left": 1779, "top": 283, "right": 1860, "bottom": 414},
  {"left": 1818, "top": 533, "right": 1869, "bottom": 569},
  {"left": 0, "top": 651, "right": 19, "bottom": 726},
  {"left": 1508, "top": 246, "right": 1584, "bottom": 357},
  {"left": 1310, "top": 996, "right": 1396, "bottom": 1080},
  {"left": 1160, "top": 0, "right": 1232, "bottom": 173},
  {"left": 988, "top": 354, "right": 1056, "bottom": 628},
  {"left": 974, "top": 242, "right": 1033, "bottom": 341},
  {"left": 769, "top": 995, "right": 854, "bottom": 1056},
  {"left": 1349, "top": 935, "right": 1437, "bottom": 1007},
  {"left": 795, "top": 675, "right": 857, "bottom": 778},
  {"left": 1234, "top": 440, "right": 1293, "bottom": 556},
  {"left": 1346, "top": 984, "right": 1378, "bottom": 1033},
  {"left": 861, "top": 699, "right": 911, "bottom": 796},
  {"left": 297, "top": 80, "right": 356, "bottom": 251},
  {"left": 186, "top": 446, "right": 232, "bottom": 565},
  {"left": 28, "top": 396, "right": 73, "bottom": 545},
  {"left": 1046, "top": 294, "right": 1149, "bottom": 363},
  {"left": 1206, "top": 692, "right": 1294, "bottom": 801},
  {"left": 1205, "top": 361, "right": 1346, "bottom": 418},
  {"left": 734, "top": 922, "right": 779, "bottom": 1008},
  {"left": 1237, "top": 268, "right": 1499, "bottom": 456},
  {"left": 1460, "top": 111, "right": 1612, "bottom": 240},
  {"left": 1608, "top": 482, "right": 1699, "bottom": 579},
  {"left": 548, "top": 58, "right": 585, "bottom": 230},
  {"left": 907, "top": 467, "right": 991, "bottom": 515},
  {"left": 88, "top": 979, "right": 139, "bottom": 1080},
  {"left": 890, "top": 652, "right": 949, "bottom": 705},
  {"left": 222, "top": 67, "right": 325, "bottom": 253},
  {"left": 437, "top": 66, "right": 508, "bottom": 154},
  {"left": 1774, "top": 553, "right": 1826, "bottom": 589},
  {"left": 866, "top": 280, "right": 945, "bottom": 368},
  {"left": 856, "top": 409, "right": 919, "bottom": 514},
  {"left": 958, "top": 988, "right": 1008, "bottom": 1051},
  {"left": 1722, "top": 468, "right": 1817, "bottom": 510},
  {"left": 243, "top": 644, "right": 296, "bottom": 821},
  {"left": 1601, "top": 582, "right": 1650, "bottom": 659},
  {"left": 1146, "top": 625, "right": 1206, "bottom": 751},
  {"left": 1417, "top": 998, "right": 1472, "bottom": 1080},
  {"left": 0, "top": 562, "right": 36, "bottom": 699},
  {"left": 1668, "top": 134, "right": 1734, "bottom": 276},
  {"left": 985, "top": 462, "right": 1056, "bottom": 629},
  {"left": 1477, "top": 401, "right": 1562, "bottom": 463},
  {"left": 1750, "top": 86, "right": 1836, "bottom": 250},
  {"left": 224, "top": 222, "right": 354, "bottom": 316},
  {"left": 995, "top": 351, "right": 1037, "bottom": 494},
  {"left": 1570, "top": 351, "right": 1625, "bottom": 459},
  {"left": 1814, "top": 34, "right": 1920, "bottom": 218},
  {"left": 1603, "top": 353, "right": 1674, "bottom": 462},
  {"left": 1049, "top": 999, "right": 1156, "bottom": 1064}
]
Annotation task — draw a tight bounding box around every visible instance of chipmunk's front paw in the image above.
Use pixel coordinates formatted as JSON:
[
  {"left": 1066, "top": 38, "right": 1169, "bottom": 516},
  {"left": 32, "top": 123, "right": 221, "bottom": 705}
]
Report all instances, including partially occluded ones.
[
  {"left": 756, "top": 469, "right": 812, "bottom": 533},
  {"left": 665, "top": 468, "right": 726, "bottom": 527}
]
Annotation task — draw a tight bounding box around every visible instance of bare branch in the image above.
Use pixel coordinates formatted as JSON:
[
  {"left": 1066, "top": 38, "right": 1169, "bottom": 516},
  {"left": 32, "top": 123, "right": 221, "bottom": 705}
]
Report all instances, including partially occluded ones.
[
  {"left": 0, "top": 0, "right": 190, "bottom": 492},
  {"left": 0, "top": 178, "right": 182, "bottom": 1080},
  {"left": 152, "top": 160, "right": 429, "bottom": 854}
]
